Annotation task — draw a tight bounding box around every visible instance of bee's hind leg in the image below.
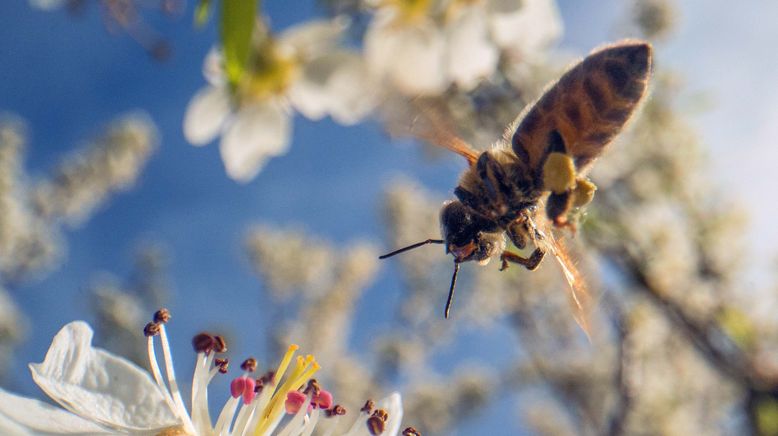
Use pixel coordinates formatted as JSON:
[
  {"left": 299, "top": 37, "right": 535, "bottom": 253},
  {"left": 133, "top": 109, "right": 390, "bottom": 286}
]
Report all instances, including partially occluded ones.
[{"left": 500, "top": 248, "right": 545, "bottom": 271}]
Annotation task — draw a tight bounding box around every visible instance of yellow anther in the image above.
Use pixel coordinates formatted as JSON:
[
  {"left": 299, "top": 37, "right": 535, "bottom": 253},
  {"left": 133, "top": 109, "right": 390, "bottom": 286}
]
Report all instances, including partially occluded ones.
[
  {"left": 274, "top": 344, "right": 299, "bottom": 387},
  {"left": 292, "top": 362, "right": 320, "bottom": 391},
  {"left": 543, "top": 152, "right": 577, "bottom": 194}
]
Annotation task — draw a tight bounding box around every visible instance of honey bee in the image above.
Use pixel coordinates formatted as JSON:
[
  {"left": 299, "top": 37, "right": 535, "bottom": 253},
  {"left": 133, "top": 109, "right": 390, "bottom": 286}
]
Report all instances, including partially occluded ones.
[{"left": 380, "top": 40, "right": 653, "bottom": 336}]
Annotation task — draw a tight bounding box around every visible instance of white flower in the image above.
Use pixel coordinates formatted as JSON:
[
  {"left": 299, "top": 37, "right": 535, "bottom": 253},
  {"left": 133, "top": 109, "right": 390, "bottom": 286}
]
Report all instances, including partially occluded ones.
[
  {"left": 184, "top": 18, "right": 377, "bottom": 182},
  {"left": 0, "top": 310, "right": 404, "bottom": 436},
  {"left": 364, "top": 0, "right": 562, "bottom": 96}
]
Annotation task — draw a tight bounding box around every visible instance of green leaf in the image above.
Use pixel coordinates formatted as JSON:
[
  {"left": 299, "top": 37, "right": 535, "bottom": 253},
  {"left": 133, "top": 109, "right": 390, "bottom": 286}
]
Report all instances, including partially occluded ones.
[
  {"left": 194, "top": 0, "right": 212, "bottom": 28},
  {"left": 220, "top": 0, "right": 257, "bottom": 88}
]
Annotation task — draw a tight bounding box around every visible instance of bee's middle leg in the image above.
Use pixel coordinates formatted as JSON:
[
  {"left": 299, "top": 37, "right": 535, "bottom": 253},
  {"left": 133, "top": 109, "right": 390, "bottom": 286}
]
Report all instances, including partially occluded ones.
[{"left": 500, "top": 248, "right": 545, "bottom": 271}]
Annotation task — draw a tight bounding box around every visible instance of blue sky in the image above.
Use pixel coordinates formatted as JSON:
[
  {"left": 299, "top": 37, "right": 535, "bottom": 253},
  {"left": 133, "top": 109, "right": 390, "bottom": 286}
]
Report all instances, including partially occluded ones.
[{"left": 2, "top": 0, "right": 775, "bottom": 434}]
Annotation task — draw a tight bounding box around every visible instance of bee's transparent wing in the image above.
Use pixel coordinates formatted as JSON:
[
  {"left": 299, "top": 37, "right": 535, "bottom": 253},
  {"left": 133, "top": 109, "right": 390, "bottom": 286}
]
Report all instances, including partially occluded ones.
[
  {"left": 534, "top": 220, "right": 594, "bottom": 339},
  {"left": 385, "top": 97, "right": 480, "bottom": 167}
]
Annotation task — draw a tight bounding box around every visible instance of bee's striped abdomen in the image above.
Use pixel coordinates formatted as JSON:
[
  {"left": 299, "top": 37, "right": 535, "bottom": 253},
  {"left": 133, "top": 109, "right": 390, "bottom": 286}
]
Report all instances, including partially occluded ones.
[{"left": 511, "top": 40, "right": 653, "bottom": 176}]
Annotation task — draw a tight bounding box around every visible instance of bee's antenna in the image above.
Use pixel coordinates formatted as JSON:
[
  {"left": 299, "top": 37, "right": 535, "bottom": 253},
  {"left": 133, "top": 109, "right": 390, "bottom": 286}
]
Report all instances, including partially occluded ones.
[
  {"left": 379, "top": 239, "right": 444, "bottom": 259},
  {"left": 444, "top": 262, "right": 460, "bottom": 319}
]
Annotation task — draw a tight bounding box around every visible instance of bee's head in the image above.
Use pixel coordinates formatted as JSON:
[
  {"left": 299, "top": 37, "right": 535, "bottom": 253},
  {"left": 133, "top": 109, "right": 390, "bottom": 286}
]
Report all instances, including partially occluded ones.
[
  {"left": 377, "top": 200, "right": 505, "bottom": 319},
  {"left": 440, "top": 200, "right": 505, "bottom": 265}
]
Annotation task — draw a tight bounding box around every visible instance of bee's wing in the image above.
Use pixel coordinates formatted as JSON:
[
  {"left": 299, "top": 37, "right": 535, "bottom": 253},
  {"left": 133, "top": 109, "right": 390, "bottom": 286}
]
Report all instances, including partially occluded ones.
[
  {"left": 534, "top": 220, "right": 594, "bottom": 339},
  {"left": 510, "top": 40, "right": 652, "bottom": 175},
  {"left": 414, "top": 123, "right": 480, "bottom": 167},
  {"left": 386, "top": 98, "right": 480, "bottom": 167}
]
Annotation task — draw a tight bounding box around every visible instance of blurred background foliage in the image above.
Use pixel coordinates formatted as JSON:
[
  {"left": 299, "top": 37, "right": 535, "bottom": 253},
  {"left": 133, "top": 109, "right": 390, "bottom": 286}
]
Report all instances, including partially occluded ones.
[{"left": 2, "top": 0, "right": 778, "bottom": 434}]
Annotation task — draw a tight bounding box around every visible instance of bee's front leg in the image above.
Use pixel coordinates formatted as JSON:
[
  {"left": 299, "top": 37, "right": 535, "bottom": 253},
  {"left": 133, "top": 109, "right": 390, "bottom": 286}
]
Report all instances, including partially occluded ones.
[{"left": 500, "top": 248, "right": 545, "bottom": 271}]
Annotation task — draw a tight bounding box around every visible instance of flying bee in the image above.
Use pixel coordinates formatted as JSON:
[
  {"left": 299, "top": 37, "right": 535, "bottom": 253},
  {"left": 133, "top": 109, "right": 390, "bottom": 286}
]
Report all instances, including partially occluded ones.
[{"left": 380, "top": 40, "right": 653, "bottom": 335}]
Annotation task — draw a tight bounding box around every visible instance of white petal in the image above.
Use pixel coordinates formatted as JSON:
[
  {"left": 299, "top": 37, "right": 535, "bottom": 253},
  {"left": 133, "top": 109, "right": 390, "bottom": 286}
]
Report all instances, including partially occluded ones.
[
  {"left": 365, "top": 11, "right": 447, "bottom": 96},
  {"left": 219, "top": 101, "right": 291, "bottom": 182},
  {"left": 202, "top": 47, "right": 226, "bottom": 86},
  {"left": 489, "top": 0, "right": 563, "bottom": 53},
  {"left": 29, "top": 321, "right": 180, "bottom": 433},
  {"left": 277, "top": 17, "right": 347, "bottom": 59},
  {"left": 0, "top": 412, "right": 33, "bottom": 436},
  {"left": 324, "top": 54, "right": 378, "bottom": 124},
  {"left": 0, "top": 387, "right": 112, "bottom": 435},
  {"left": 287, "top": 58, "right": 333, "bottom": 121},
  {"left": 445, "top": 7, "right": 499, "bottom": 90},
  {"left": 376, "top": 392, "right": 403, "bottom": 436},
  {"left": 289, "top": 51, "right": 376, "bottom": 125},
  {"left": 183, "top": 86, "right": 232, "bottom": 146}
]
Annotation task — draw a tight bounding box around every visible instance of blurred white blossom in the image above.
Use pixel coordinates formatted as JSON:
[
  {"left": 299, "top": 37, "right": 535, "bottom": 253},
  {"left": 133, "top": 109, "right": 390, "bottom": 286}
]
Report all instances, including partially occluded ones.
[
  {"left": 0, "top": 115, "right": 61, "bottom": 282},
  {"left": 0, "top": 112, "right": 156, "bottom": 285},
  {"left": 364, "top": 0, "right": 562, "bottom": 95},
  {"left": 27, "top": 0, "right": 65, "bottom": 10},
  {"left": 0, "top": 286, "right": 27, "bottom": 376},
  {"left": 33, "top": 113, "right": 158, "bottom": 227},
  {"left": 184, "top": 18, "right": 376, "bottom": 182}
]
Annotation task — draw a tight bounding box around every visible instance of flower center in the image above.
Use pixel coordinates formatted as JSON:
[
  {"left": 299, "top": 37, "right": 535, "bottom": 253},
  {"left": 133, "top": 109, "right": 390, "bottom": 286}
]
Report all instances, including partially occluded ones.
[
  {"left": 386, "top": 0, "right": 435, "bottom": 22},
  {"left": 239, "top": 37, "right": 299, "bottom": 103}
]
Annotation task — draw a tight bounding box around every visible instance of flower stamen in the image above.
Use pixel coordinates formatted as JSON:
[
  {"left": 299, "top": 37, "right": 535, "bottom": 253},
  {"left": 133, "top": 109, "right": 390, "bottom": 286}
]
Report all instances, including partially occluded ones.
[{"left": 158, "top": 322, "right": 196, "bottom": 433}]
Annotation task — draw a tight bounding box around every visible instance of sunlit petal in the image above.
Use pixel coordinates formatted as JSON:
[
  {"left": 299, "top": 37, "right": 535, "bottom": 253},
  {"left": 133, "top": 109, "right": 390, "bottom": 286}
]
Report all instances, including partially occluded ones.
[
  {"left": 0, "top": 387, "right": 111, "bottom": 435},
  {"left": 219, "top": 101, "right": 291, "bottom": 182},
  {"left": 489, "top": 0, "right": 563, "bottom": 53},
  {"left": 183, "top": 86, "right": 232, "bottom": 146},
  {"left": 445, "top": 7, "right": 499, "bottom": 90},
  {"left": 289, "top": 51, "right": 376, "bottom": 125},
  {"left": 277, "top": 17, "right": 347, "bottom": 59},
  {"left": 324, "top": 54, "right": 378, "bottom": 125},
  {"left": 28, "top": 321, "right": 179, "bottom": 433},
  {"left": 287, "top": 57, "right": 334, "bottom": 121},
  {"left": 377, "top": 392, "right": 403, "bottom": 436},
  {"left": 365, "top": 11, "right": 447, "bottom": 96},
  {"left": 202, "top": 48, "right": 226, "bottom": 87}
]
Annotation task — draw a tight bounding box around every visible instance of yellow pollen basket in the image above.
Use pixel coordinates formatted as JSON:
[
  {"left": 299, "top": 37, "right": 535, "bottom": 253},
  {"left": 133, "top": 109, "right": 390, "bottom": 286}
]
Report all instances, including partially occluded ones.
[
  {"left": 572, "top": 178, "right": 597, "bottom": 208},
  {"left": 543, "top": 152, "right": 577, "bottom": 194}
]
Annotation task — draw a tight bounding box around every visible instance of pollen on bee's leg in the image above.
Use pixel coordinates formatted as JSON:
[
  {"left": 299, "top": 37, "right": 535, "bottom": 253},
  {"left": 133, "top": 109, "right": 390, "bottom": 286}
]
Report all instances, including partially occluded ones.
[
  {"left": 572, "top": 178, "right": 597, "bottom": 208},
  {"left": 542, "top": 152, "right": 576, "bottom": 194}
]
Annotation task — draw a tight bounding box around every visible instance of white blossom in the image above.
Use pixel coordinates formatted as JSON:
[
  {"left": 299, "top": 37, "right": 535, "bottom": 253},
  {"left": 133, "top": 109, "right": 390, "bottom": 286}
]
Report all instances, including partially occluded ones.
[
  {"left": 0, "top": 314, "right": 404, "bottom": 436},
  {"left": 184, "top": 18, "right": 376, "bottom": 182},
  {"left": 364, "top": 0, "right": 562, "bottom": 95}
]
